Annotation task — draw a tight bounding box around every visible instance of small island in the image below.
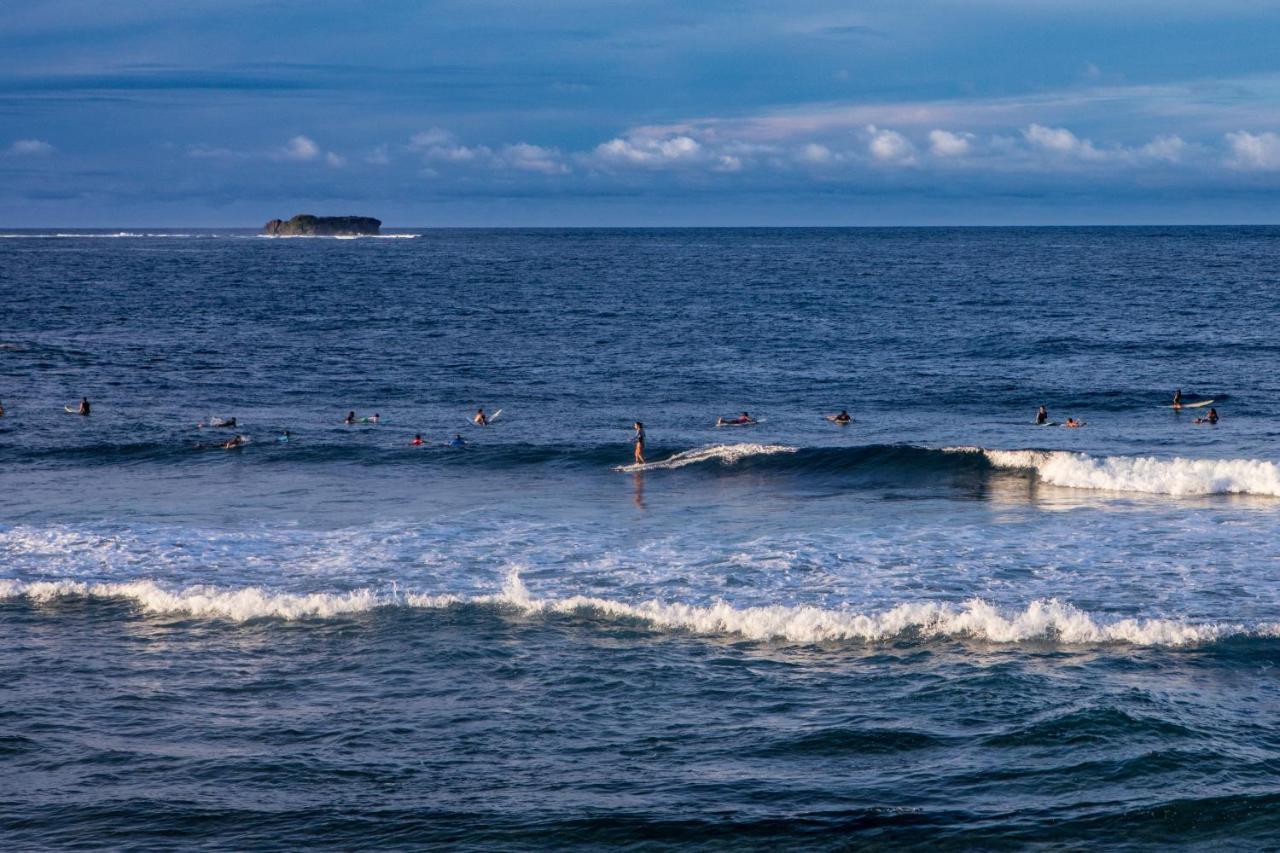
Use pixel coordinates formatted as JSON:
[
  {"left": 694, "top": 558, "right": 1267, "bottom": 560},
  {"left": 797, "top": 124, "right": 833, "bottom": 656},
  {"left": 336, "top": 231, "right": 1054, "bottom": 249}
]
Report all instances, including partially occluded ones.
[{"left": 262, "top": 214, "right": 382, "bottom": 236}]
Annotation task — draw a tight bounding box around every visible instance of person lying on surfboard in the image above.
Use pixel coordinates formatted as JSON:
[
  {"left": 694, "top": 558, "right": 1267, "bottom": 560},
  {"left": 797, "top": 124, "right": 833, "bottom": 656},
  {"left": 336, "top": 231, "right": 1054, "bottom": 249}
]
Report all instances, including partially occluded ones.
[
  {"left": 223, "top": 434, "right": 245, "bottom": 449},
  {"left": 1064, "top": 417, "right": 1085, "bottom": 428},
  {"left": 1194, "top": 408, "right": 1219, "bottom": 425},
  {"left": 831, "top": 410, "right": 852, "bottom": 424},
  {"left": 411, "top": 434, "right": 424, "bottom": 446},
  {"left": 717, "top": 412, "right": 755, "bottom": 426},
  {"left": 1036, "top": 405, "right": 1048, "bottom": 425},
  {"left": 474, "top": 407, "right": 489, "bottom": 426},
  {"left": 343, "top": 411, "right": 356, "bottom": 424},
  {"left": 633, "top": 421, "right": 646, "bottom": 465}
]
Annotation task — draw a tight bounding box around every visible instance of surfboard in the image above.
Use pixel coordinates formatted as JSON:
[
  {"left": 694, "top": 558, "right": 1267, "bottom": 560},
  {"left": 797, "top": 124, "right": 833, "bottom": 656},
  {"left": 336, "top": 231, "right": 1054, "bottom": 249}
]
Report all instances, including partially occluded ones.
[
  {"left": 825, "top": 415, "right": 852, "bottom": 424},
  {"left": 64, "top": 406, "right": 76, "bottom": 414},
  {"left": 1035, "top": 421, "right": 1060, "bottom": 426},
  {"left": 1162, "top": 399, "right": 1214, "bottom": 409},
  {"left": 716, "top": 418, "right": 762, "bottom": 427},
  {"left": 470, "top": 409, "right": 502, "bottom": 427}
]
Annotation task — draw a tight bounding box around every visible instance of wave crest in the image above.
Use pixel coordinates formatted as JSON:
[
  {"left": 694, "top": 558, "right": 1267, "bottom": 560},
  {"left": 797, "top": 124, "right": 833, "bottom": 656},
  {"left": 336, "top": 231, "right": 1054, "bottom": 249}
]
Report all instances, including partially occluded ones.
[
  {"left": 613, "top": 443, "right": 798, "bottom": 472},
  {"left": 2, "top": 573, "right": 1272, "bottom": 647}
]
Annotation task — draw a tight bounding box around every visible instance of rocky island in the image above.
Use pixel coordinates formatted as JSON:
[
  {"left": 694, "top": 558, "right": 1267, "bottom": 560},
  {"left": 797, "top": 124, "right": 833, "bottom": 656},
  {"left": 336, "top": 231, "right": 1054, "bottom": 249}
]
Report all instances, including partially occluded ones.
[{"left": 262, "top": 214, "right": 382, "bottom": 236}]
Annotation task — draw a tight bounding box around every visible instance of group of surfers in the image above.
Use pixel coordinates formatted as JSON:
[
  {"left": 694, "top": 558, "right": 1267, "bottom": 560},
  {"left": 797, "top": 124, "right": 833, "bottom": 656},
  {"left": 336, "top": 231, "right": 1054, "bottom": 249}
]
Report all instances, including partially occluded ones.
[{"left": 9, "top": 392, "right": 1223, "bottom": 460}]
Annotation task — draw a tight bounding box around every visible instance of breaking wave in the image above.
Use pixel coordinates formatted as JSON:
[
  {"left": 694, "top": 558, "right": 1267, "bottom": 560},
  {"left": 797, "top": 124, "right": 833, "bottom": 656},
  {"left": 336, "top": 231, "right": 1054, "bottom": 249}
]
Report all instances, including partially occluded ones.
[
  {"left": 2, "top": 572, "right": 1274, "bottom": 647},
  {"left": 613, "top": 443, "right": 798, "bottom": 472},
  {"left": 951, "top": 447, "right": 1280, "bottom": 497}
]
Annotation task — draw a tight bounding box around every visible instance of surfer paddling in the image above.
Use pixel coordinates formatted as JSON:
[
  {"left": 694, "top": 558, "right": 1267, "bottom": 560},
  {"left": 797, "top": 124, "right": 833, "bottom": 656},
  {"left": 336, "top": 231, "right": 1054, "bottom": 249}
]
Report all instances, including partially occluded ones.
[
  {"left": 830, "top": 410, "right": 852, "bottom": 424},
  {"left": 343, "top": 411, "right": 356, "bottom": 425},
  {"left": 632, "top": 421, "right": 646, "bottom": 465},
  {"left": 717, "top": 412, "right": 755, "bottom": 426},
  {"left": 1064, "top": 417, "right": 1085, "bottom": 428}
]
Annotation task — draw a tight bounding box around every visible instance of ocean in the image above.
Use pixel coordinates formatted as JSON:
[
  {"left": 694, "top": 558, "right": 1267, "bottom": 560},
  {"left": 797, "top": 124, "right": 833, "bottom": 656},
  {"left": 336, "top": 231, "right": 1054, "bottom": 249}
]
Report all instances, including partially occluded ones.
[{"left": 2, "top": 227, "right": 1279, "bottom": 849}]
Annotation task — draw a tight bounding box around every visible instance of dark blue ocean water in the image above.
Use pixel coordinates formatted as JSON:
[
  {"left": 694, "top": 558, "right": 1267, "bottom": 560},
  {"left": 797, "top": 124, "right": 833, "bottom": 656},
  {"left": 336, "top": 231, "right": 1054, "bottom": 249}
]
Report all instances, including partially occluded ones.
[{"left": 3, "top": 227, "right": 1280, "bottom": 849}]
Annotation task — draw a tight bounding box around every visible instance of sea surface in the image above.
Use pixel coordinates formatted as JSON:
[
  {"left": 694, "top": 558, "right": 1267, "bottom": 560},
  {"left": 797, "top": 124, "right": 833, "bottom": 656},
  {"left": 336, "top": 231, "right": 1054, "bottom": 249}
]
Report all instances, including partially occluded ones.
[{"left": 2, "top": 227, "right": 1280, "bottom": 849}]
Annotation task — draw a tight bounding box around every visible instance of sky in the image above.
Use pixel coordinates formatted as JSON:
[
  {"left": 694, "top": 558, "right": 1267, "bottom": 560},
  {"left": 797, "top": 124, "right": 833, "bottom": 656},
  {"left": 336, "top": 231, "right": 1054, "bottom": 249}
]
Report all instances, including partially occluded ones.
[{"left": 4, "top": 0, "right": 1280, "bottom": 226}]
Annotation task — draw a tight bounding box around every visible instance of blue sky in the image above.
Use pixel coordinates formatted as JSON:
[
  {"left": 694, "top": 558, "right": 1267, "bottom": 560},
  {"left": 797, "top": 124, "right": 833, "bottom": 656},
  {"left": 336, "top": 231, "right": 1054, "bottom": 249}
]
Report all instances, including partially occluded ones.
[{"left": 4, "top": 0, "right": 1280, "bottom": 225}]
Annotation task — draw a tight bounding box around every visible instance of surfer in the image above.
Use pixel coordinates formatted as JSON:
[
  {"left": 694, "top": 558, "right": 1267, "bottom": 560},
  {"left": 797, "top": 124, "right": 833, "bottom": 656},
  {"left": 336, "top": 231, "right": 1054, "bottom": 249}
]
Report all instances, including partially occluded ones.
[
  {"left": 278, "top": 430, "right": 290, "bottom": 443},
  {"left": 211, "top": 417, "right": 237, "bottom": 428},
  {"left": 343, "top": 411, "right": 356, "bottom": 425},
  {"left": 368, "top": 413, "right": 380, "bottom": 424},
  {"left": 77, "top": 397, "right": 90, "bottom": 416},
  {"left": 717, "top": 412, "right": 754, "bottom": 426},
  {"left": 632, "top": 421, "right": 646, "bottom": 465},
  {"left": 1195, "top": 408, "right": 1219, "bottom": 425},
  {"left": 474, "top": 407, "right": 489, "bottom": 426},
  {"left": 1172, "top": 389, "right": 1183, "bottom": 409},
  {"left": 832, "top": 410, "right": 852, "bottom": 424},
  {"left": 411, "top": 434, "right": 424, "bottom": 446},
  {"left": 1064, "top": 417, "right": 1084, "bottom": 428},
  {"left": 448, "top": 433, "right": 467, "bottom": 447},
  {"left": 1036, "top": 405, "right": 1048, "bottom": 425},
  {"left": 223, "top": 434, "right": 245, "bottom": 449}
]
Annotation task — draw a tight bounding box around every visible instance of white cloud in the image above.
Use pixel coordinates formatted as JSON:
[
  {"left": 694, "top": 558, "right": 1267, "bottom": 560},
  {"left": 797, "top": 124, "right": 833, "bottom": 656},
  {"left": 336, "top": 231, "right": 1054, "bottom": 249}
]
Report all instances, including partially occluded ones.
[
  {"left": 713, "top": 154, "right": 743, "bottom": 172},
  {"left": 593, "top": 134, "right": 703, "bottom": 167},
  {"left": 500, "top": 143, "right": 568, "bottom": 174},
  {"left": 1224, "top": 130, "right": 1280, "bottom": 170},
  {"left": 1139, "top": 134, "right": 1188, "bottom": 163},
  {"left": 187, "top": 145, "right": 238, "bottom": 160},
  {"left": 867, "top": 125, "right": 915, "bottom": 164},
  {"left": 281, "top": 135, "right": 321, "bottom": 161},
  {"left": 1022, "top": 124, "right": 1106, "bottom": 160},
  {"left": 324, "top": 151, "right": 346, "bottom": 168},
  {"left": 928, "top": 129, "right": 973, "bottom": 157},
  {"left": 9, "top": 139, "right": 54, "bottom": 155},
  {"left": 408, "top": 128, "right": 455, "bottom": 150},
  {"left": 365, "top": 145, "right": 390, "bottom": 165},
  {"left": 798, "top": 143, "right": 835, "bottom": 164}
]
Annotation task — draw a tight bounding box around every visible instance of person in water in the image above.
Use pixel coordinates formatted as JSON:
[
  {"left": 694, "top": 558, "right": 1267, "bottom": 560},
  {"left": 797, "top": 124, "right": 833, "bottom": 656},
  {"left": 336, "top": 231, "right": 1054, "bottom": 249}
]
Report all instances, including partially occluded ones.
[
  {"left": 1172, "top": 389, "right": 1183, "bottom": 409},
  {"left": 278, "top": 430, "right": 290, "bottom": 443},
  {"left": 368, "top": 413, "right": 380, "bottom": 424},
  {"left": 833, "top": 410, "right": 852, "bottom": 424},
  {"left": 633, "top": 421, "right": 646, "bottom": 464},
  {"left": 77, "top": 397, "right": 90, "bottom": 416},
  {"left": 1036, "top": 405, "right": 1048, "bottom": 425},
  {"left": 223, "top": 434, "right": 245, "bottom": 449},
  {"left": 1064, "top": 417, "right": 1084, "bottom": 428},
  {"left": 344, "top": 411, "right": 356, "bottom": 425},
  {"left": 474, "top": 407, "right": 489, "bottom": 426},
  {"left": 718, "top": 411, "right": 753, "bottom": 426},
  {"left": 1195, "top": 408, "right": 1220, "bottom": 425},
  {"left": 411, "top": 434, "right": 424, "bottom": 446},
  {"left": 449, "top": 433, "right": 467, "bottom": 447},
  {"left": 211, "top": 417, "right": 236, "bottom": 428},
  {"left": 0, "top": 399, "right": 5, "bottom": 417}
]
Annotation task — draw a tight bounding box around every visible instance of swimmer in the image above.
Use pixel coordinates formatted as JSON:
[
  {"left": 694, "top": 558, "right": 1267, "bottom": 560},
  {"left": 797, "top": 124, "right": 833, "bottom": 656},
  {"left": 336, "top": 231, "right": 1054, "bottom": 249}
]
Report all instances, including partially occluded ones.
[
  {"left": 77, "top": 397, "right": 91, "bottom": 416},
  {"left": 344, "top": 411, "right": 356, "bottom": 425},
  {"left": 717, "top": 411, "right": 754, "bottom": 426},
  {"left": 411, "top": 434, "right": 424, "bottom": 446},
  {"left": 832, "top": 410, "right": 852, "bottom": 424},
  {"left": 633, "top": 421, "right": 645, "bottom": 465},
  {"left": 1036, "top": 405, "right": 1048, "bottom": 425},
  {"left": 448, "top": 433, "right": 467, "bottom": 447},
  {"left": 474, "top": 407, "right": 489, "bottom": 426}
]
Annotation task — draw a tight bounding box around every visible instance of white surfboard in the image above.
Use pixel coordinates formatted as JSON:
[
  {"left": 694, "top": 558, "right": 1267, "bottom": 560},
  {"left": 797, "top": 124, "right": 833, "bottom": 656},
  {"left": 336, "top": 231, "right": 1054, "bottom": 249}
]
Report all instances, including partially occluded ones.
[
  {"left": 470, "top": 408, "right": 502, "bottom": 426},
  {"left": 1161, "top": 399, "right": 1214, "bottom": 409},
  {"left": 825, "top": 415, "right": 852, "bottom": 425},
  {"left": 716, "top": 418, "right": 762, "bottom": 427}
]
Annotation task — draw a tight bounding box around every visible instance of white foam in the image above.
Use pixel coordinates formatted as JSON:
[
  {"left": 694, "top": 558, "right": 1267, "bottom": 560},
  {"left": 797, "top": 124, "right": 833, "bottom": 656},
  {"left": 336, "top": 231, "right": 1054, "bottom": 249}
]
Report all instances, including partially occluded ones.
[
  {"left": 613, "top": 443, "right": 797, "bottom": 472},
  {"left": 950, "top": 447, "right": 1280, "bottom": 497},
  {"left": 1, "top": 572, "right": 1270, "bottom": 647}
]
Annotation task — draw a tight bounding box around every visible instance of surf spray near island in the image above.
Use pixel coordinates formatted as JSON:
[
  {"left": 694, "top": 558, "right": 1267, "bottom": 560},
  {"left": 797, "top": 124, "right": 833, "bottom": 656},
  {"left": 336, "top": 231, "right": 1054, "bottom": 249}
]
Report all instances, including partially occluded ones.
[{"left": 4, "top": 227, "right": 1280, "bottom": 847}]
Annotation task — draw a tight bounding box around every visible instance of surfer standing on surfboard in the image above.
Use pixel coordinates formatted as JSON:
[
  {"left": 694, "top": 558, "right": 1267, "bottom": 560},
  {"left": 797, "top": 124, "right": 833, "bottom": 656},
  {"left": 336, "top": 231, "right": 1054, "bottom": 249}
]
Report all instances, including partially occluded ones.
[{"left": 632, "top": 421, "right": 645, "bottom": 465}]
